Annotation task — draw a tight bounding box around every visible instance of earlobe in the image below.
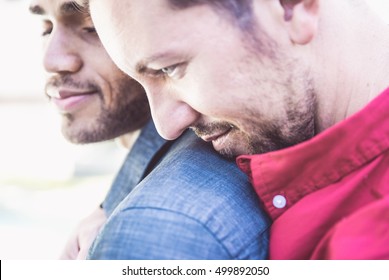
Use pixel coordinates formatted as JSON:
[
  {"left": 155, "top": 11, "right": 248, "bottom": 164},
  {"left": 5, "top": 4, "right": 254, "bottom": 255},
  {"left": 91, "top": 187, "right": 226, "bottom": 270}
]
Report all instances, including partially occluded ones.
[{"left": 281, "top": 0, "right": 320, "bottom": 45}]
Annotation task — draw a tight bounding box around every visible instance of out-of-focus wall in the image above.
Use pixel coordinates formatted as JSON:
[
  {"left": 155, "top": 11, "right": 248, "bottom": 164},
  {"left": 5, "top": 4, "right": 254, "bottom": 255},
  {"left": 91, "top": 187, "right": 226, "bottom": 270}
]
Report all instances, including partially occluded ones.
[{"left": 367, "top": 0, "right": 389, "bottom": 22}]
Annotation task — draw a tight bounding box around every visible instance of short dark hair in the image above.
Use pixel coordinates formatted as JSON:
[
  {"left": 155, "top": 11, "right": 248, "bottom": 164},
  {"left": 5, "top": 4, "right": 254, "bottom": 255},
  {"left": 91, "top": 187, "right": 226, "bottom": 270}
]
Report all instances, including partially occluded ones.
[{"left": 168, "top": 0, "right": 255, "bottom": 32}]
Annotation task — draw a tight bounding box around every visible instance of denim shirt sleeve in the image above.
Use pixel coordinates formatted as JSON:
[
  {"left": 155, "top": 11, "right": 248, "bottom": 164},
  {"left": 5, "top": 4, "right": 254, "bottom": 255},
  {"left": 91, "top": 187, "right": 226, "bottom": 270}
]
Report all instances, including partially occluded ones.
[{"left": 88, "top": 208, "right": 232, "bottom": 259}]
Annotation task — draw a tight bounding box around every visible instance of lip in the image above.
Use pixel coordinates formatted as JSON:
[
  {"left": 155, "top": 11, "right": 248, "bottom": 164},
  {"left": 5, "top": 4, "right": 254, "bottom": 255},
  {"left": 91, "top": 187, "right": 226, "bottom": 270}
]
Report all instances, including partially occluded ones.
[
  {"left": 48, "top": 88, "right": 99, "bottom": 112},
  {"left": 200, "top": 127, "right": 232, "bottom": 143},
  {"left": 210, "top": 127, "right": 234, "bottom": 153},
  {"left": 46, "top": 87, "right": 97, "bottom": 99}
]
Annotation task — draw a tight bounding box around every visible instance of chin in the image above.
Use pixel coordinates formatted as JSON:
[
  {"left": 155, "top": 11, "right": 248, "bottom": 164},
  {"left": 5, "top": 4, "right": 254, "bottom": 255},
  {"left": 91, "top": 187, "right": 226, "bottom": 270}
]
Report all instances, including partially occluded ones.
[
  {"left": 62, "top": 132, "right": 88, "bottom": 144},
  {"left": 61, "top": 125, "right": 93, "bottom": 144},
  {"left": 61, "top": 117, "right": 95, "bottom": 144}
]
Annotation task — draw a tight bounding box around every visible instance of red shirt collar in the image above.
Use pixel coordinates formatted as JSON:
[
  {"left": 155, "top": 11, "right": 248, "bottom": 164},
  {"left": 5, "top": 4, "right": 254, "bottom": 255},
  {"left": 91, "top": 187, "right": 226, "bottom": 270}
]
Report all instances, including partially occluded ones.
[{"left": 237, "top": 88, "right": 389, "bottom": 220}]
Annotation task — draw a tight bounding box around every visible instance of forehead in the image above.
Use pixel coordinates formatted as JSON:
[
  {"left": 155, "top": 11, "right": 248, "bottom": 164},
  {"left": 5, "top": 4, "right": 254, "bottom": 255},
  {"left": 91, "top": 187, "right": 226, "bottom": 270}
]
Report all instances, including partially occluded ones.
[
  {"left": 88, "top": 0, "right": 228, "bottom": 68},
  {"left": 85, "top": 0, "right": 172, "bottom": 71},
  {"left": 29, "top": 0, "right": 88, "bottom": 17}
]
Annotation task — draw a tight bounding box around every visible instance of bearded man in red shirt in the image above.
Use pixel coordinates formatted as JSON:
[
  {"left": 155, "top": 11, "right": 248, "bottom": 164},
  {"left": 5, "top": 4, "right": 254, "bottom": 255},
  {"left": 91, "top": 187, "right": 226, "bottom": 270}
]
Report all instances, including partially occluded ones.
[{"left": 80, "top": 0, "right": 389, "bottom": 259}]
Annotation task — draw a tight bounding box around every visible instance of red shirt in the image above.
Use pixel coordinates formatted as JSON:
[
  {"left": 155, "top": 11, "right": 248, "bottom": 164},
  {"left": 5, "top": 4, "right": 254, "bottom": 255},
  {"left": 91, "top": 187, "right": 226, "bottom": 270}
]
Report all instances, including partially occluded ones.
[{"left": 237, "top": 88, "right": 389, "bottom": 259}]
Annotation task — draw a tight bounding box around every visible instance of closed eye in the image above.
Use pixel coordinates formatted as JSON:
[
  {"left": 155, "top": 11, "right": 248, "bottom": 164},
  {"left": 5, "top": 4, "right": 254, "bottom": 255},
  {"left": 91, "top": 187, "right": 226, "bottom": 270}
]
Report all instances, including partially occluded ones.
[
  {"left": 42, "top": 28, "right": 52, "bottom": 36},
  {"left": 83, "top": 27, "right": 96, "bottom": 33},
  {"left": 41, "top": 21, "right": 53, "bottom": 36}
]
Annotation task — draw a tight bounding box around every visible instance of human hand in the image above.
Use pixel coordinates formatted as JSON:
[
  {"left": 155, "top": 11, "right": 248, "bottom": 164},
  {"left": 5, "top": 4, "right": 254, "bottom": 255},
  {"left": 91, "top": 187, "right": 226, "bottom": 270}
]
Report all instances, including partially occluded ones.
[{"left": 59, "top": 206, "right": 107, "bottom": 260}]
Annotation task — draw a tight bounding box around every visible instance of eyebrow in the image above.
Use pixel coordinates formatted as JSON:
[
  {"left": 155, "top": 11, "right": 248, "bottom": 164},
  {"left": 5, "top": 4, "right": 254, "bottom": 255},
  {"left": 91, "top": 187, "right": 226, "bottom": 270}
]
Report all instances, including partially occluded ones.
[
  {"left": 29, "top": 4, "right": 45, "bottom": 15},
  {"left": 29, "top": 1, "right": 89, "bottom": 16}
]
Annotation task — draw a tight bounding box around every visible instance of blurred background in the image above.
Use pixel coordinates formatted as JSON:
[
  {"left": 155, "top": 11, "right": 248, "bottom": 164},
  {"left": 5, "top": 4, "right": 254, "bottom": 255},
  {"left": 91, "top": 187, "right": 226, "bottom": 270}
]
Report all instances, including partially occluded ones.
[
  {"left": 0, "top": 0, "right": 127, "bottom": 259},
  {"left": 0, "top": 0, "right": 388, "bottom": 259}
]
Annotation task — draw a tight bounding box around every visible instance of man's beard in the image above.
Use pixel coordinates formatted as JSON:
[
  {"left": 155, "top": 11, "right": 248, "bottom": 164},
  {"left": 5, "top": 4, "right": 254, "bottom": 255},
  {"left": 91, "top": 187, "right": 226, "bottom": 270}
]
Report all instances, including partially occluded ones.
[
  {"left": 47, "top": 75, "right": 150, "bottom": 144},
  {"left": 191, "top": 86, "right": 316, "bottom": 158},
  {"left": 62, "top": 92, "right": 149, "bottom": 144}
]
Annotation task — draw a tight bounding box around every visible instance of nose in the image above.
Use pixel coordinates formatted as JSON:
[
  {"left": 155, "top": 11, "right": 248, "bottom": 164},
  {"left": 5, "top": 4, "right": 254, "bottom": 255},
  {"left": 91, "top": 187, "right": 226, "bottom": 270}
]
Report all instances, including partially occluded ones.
[
  {"left": 146, "top": 85, "right": 200, "bottom": 140},
  {"left": 43, "top": 27, "right": 83, "bottom": 74}
]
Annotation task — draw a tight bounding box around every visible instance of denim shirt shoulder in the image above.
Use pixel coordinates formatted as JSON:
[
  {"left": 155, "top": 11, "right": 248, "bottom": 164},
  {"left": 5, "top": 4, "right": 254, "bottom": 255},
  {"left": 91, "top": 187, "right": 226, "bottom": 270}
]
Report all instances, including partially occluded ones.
[
  {"left": 89, "top": 130, "right": 270, "bottom": 260},
  {"left": 102, "top": 120, "right": 168, "bottom": 216}
]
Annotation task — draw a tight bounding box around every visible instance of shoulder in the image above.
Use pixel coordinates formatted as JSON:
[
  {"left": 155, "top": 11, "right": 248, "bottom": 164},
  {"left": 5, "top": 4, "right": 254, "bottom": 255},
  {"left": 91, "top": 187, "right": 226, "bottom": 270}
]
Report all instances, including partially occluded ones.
[
  {"left": 146, "top": 130, "right": 253, "bottom": 191},
  {"left": 130, "top": 131, "right": 266, "bottom": 221},
  {"left": 90, "top": 130, "right": 270, "bottom": 259}
]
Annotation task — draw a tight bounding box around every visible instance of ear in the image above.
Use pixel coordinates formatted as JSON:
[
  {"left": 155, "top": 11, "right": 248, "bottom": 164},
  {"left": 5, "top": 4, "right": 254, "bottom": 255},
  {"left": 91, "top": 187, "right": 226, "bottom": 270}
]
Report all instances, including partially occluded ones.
[{"left": 280, "top": 0, "right": 320, "bottom": 45}]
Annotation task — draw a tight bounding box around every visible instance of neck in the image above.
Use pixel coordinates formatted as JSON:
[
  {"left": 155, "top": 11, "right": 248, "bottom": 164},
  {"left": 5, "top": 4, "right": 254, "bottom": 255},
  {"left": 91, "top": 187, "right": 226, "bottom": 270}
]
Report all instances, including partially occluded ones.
[
  {"left": 116, "top": 130, "right": 142, "bottom": 150},
  {"left": 312, "top": 0, "right": 389, "bottom": 133}
]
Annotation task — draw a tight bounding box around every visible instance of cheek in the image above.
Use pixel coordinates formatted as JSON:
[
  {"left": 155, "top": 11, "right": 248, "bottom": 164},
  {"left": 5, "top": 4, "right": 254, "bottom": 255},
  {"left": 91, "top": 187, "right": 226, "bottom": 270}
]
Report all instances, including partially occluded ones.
[
  {"left": 180, "top": 71, "right": 244, "bottom": 117},
  {"left": 175, "top": 77, "right": 218, "bottom": 112}
]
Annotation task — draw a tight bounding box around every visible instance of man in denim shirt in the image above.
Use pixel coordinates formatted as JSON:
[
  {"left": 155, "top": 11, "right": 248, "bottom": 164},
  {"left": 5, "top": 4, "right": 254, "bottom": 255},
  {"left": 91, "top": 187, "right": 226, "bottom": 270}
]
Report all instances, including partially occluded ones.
[
  {"left": 30, "top": 0, "right": 270, "bottom": 259},
  {"left": 90, "top": 126, "right": 269, "bottom": 259},
  {"left": 29, "top": 0, "right": 152, "bottom": 258}
]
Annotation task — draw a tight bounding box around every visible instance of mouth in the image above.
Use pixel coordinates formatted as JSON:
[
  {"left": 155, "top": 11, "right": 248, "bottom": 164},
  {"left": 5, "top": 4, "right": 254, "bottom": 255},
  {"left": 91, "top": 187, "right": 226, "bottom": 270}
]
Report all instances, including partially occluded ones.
[
  {"left": 199, "top": 126, "right": 233, "bottom": 143},
  {"left": 47, "top": 87, "right": 99, "bottom": 113}
]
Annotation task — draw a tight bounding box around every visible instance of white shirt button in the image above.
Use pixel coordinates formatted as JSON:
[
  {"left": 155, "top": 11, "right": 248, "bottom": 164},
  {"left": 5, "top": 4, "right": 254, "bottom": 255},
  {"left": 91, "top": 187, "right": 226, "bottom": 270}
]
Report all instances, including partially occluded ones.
[{"left": 273, "top": 195, "right": 287, "bottom": 209}]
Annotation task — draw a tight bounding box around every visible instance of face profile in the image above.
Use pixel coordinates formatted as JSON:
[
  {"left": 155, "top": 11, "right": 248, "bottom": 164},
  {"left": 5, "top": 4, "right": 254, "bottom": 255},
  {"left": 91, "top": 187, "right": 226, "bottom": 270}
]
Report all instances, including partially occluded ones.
[
  {"left": 30, "top": 0, "right": 150, "bottom": 144},
  {"left": 86, "top": 0, "right": 316, "bottom": 157}
]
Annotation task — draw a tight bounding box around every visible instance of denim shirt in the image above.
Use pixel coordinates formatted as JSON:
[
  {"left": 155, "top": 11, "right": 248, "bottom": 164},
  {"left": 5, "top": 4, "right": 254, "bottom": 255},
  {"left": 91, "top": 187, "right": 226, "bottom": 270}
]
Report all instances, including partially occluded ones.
[
  {"left": 88, "top": 122, "right": 270, "bottom": 259},
  {"left": 102, "top": 120, "right": 168, "bottom": 217}
]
